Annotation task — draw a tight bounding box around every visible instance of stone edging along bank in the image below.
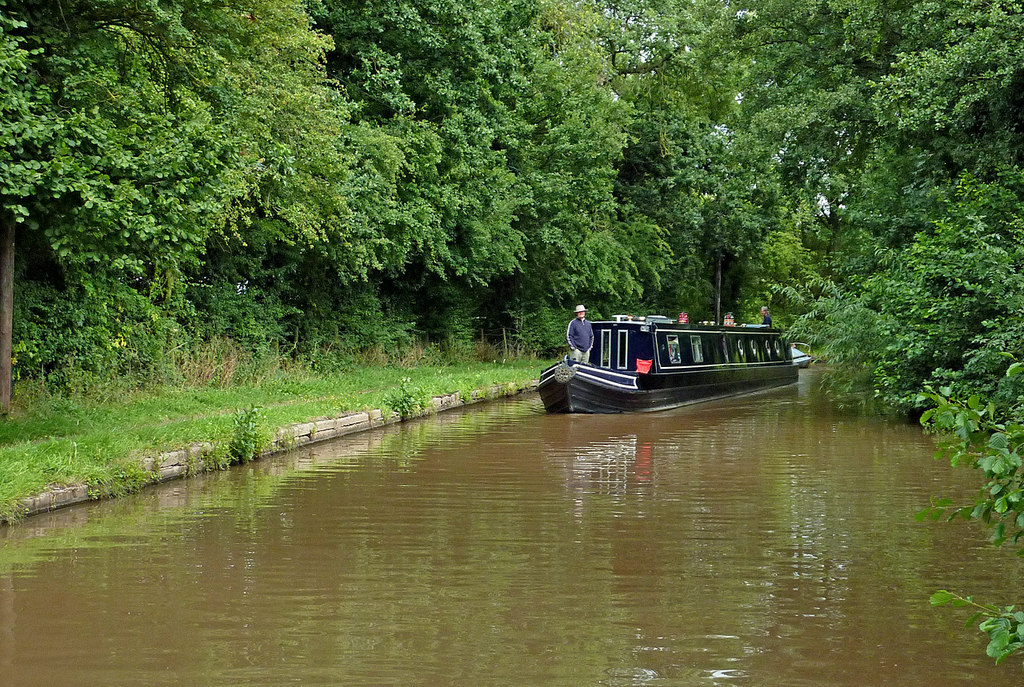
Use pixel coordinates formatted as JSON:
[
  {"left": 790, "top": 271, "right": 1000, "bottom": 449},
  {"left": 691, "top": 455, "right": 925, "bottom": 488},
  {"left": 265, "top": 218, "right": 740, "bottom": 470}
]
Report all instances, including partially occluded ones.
[{"left": 8, "top": 380, "right": 539, "bottom": 523}]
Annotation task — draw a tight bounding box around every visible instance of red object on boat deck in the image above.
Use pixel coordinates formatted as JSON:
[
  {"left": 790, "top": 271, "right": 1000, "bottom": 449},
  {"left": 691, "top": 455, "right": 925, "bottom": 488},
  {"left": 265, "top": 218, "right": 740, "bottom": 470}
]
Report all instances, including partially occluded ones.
[
  {"left": 678, "top": 312, "right": 689, "bottom": 323},
  {"left": 636, "top": 359, "right": 653, "bottom": 374}
]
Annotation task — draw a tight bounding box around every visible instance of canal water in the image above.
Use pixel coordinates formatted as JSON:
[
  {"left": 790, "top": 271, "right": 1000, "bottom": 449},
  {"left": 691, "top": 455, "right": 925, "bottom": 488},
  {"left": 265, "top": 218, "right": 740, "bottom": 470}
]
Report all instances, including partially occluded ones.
[{"left": 1, "top": 372, "right": 1021, "bottom": 686}]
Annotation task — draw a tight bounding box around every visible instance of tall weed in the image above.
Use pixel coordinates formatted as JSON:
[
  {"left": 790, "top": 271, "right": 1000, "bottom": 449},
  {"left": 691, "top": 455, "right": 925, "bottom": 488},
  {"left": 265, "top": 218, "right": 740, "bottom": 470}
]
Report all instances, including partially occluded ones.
[
  {"left": 227, "top": 406, "right": 269, "bottom": 463},
  {"left": 383, "top": 377, "right": 429, "bottom": 419}
]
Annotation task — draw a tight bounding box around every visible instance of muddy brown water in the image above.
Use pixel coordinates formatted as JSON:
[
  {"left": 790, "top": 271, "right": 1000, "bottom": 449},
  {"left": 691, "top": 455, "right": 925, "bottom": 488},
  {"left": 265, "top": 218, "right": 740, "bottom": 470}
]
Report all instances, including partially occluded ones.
[{"left": 1, "top": 371, "right": 1021, "bottom": 686}]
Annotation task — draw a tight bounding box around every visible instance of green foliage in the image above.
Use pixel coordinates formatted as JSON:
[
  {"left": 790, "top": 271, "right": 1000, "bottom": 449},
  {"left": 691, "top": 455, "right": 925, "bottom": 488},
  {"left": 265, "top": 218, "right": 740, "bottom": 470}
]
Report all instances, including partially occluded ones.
[
  {"left": 876, "top": 0, "right": 1024, "bottom": 172},
  {"left": 605, "top": 0, "right": 769, "bottom": 318},
  {"left": 877, "top": 172, "right": 1024, "bottom": 409},
  {"left": 734, "top": 219, "right": 814, "bottom": 326},
  {"left": 510, "top": 305, "right": 572, "bottom": 356},
  {"left": 2, "top": 0, "right": 373, "bottom": 387},
  {"left": 228, "top": 406, "right": 268, "bottom": 464},
  {"left": 918, "top": 365, "right": 1024, "bottom": 666},
  {"left": 0, "top": 5, "right": 51, "bottom": 226},
  {"left": 738, "top": 0, "right": 900, "bottom": 251},
  {"left": 783, "top": 277, "right": 884, "bottom": 402},
  {"left": 317, "top": 0, "right": 532, "bottom": 283},
  {"left": 185, "top": 278, "right": 295, "bottom": 354},
  {"left": 918, "top": 371, "right": 1024, "bottom": 551},
  {"left": 3, "top": 0, "right": 803, "bottom": 384},
  {"left": 6, "top": 0, "right": 1022, "bottom": 400},
  {"left": 13, "top": 278, "right": 181, "bottom": 390},
  {"left": 791, "top": 171, "right": 1024, "bottom": 412},
  {"left": 383, "top": 377, "right": 429, "bottom": 419},
  {"left": 929, "top": 591, "right": 1024, "bottom": 666}
]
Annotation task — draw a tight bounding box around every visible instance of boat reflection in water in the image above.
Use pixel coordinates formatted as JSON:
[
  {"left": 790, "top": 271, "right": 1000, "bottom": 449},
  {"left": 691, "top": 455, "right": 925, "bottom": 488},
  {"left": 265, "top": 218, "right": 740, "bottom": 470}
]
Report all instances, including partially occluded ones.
[{"left": 539, "top": 316, "right": 798, "bottom": 413}]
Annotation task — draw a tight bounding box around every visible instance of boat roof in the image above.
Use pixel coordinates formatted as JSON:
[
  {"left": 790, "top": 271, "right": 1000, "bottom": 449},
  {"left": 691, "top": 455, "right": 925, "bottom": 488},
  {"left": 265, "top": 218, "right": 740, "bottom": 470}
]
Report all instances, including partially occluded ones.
[{"left": 595, "top": 319, "right": 781, "bottom": 334}]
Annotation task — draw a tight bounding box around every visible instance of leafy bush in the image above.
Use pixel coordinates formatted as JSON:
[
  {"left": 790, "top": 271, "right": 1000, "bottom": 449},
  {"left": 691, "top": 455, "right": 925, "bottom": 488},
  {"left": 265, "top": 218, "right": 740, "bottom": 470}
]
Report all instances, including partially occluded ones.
[
  {"left": 227, "top": 406, "right": 268, "bottom": 463},
  {"left": 14, "top": 278, "right": 182, "bottom": 391},
  {"left": 383, "top": 377, "right": 429, "bottom": 419},
  {"left": 184, "top": 280, "right": 296, "bottom": 354},
  {"left": 510, "top": 306, "right": 571, "bottom": 356}
]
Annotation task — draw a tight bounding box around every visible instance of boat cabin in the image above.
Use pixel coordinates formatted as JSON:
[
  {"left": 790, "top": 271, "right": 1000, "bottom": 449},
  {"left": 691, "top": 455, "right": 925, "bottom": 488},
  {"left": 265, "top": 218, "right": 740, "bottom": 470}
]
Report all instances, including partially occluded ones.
[{"left": 590, "top": 319, "right": 792, "bottom": 374}]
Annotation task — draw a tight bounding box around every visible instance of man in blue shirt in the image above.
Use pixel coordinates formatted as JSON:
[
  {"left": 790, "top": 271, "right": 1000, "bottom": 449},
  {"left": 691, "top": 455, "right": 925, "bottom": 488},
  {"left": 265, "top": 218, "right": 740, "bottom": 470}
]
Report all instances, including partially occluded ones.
[
  {"left": 761, "top": 306, "right": 772, "bottom": 326},
  {"left": 566, "top": 304, "right": 594, "bottom": 363}
]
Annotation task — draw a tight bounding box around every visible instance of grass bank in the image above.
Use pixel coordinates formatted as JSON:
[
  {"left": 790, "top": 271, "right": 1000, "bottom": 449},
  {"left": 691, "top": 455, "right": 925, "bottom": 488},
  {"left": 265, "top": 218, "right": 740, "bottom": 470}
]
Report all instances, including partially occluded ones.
[{"left": 0, "top": 360, "right": 548, "bottom": 521}]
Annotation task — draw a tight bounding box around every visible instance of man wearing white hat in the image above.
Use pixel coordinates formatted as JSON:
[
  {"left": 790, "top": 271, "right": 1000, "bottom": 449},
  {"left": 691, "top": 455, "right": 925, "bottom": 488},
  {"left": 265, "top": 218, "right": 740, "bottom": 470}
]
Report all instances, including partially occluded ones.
[{"left": 566, "top": 304, "right": 593, "bottom": 363}]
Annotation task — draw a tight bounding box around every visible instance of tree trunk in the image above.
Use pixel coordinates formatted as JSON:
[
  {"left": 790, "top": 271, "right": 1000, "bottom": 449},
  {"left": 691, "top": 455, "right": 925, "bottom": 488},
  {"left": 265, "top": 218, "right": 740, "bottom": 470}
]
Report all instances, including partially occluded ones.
[
  {"left": 714, "top": 253, "right": 722, "bottom": 325},
  {"left": 0, "top": 220, "right": 13, "bottom": 413}
]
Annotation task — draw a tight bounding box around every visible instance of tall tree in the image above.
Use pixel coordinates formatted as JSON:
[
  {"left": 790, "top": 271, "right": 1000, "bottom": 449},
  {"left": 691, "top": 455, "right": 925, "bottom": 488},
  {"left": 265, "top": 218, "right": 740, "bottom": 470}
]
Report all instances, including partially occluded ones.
[{"left": 2, "top": 0, "right": 350, "bottom": 385}]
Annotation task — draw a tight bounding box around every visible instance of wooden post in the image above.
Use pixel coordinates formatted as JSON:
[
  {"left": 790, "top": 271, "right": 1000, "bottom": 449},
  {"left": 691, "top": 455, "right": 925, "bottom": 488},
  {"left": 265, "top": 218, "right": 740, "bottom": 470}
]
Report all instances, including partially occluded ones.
[{"left": 0, "top": 219, "right": 13, "bottom": 413}]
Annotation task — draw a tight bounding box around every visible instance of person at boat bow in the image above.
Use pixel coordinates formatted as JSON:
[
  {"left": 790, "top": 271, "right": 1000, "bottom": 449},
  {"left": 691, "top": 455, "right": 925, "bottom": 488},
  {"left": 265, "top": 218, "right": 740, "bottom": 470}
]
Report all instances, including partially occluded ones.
[{"left": 566, "top": 304, "right": 593, "bottom": 363}]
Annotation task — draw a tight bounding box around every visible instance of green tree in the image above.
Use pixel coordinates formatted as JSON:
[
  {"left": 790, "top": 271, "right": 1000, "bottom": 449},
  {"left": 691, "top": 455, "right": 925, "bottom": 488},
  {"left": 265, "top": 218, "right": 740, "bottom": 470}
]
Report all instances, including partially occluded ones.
[
  {"left": 876, "top": 0, "right": 1024, "bottom": 174},
  {"left": 868, "top": 172, "right": 1024, "bottom": 412},
  {"left": 3, "top": 0, "right": 350, "bottom": 385}
]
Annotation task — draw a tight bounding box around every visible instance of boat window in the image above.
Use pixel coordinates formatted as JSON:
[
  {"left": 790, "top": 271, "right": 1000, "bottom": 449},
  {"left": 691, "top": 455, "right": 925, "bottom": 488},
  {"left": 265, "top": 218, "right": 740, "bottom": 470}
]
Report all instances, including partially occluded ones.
[
  {"left": 666, "top": 335, "right": 682, "bottom": 364},
  {"left": 737, "top": 338, "right": 746, "bottom": 362},
  {"left": 690, "top": 335, "right": 703, "bottom": 363},
  {"left": 601, "top": 329, "right": 612, "bottom": 368},
  {"left": 764, "top": 340, "right": 772, "bottom": 359},
  {"left": 774, "top": 339, "right": 782, "bottom": 358},
  {"left": 749, "top": 339, "right": 759, "bottom": 360},
  {"left": 617, "top": 330, "right": 629, "bottom": 369}
]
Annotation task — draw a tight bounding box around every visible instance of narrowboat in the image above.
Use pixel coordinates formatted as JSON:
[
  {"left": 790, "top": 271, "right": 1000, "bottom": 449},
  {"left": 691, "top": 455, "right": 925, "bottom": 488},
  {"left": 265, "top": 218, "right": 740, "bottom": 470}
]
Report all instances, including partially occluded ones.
[{"left": 538, "top": 316, "right": 798, "bottom": 413}]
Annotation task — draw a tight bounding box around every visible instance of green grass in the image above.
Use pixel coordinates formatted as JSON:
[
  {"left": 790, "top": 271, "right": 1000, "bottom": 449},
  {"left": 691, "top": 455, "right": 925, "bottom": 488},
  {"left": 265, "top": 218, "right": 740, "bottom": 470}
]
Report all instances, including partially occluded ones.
[{"left": 0, "top": 361, "right": 548, "bottom": 520}]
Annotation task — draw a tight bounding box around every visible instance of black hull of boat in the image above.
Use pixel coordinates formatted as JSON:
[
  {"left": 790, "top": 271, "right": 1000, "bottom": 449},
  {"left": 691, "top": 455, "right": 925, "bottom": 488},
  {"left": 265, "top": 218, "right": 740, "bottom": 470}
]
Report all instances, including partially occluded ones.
[{"left": 538, "top": 362, "right": 798, "bottom": 414}]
